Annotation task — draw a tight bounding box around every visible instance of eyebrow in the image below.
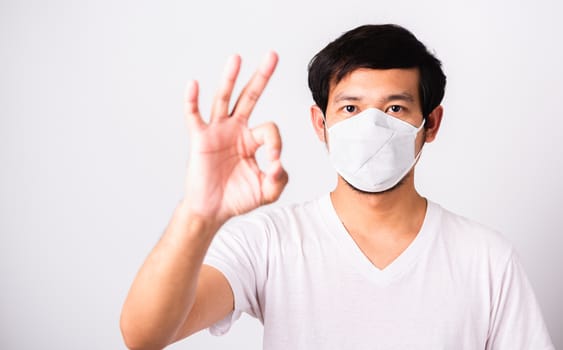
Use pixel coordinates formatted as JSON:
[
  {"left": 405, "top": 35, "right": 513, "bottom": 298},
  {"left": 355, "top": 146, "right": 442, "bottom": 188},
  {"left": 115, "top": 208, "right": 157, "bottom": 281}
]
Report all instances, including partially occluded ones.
[
  {"left": 333, "top": 93, "right": 364, "bottom": 103},
  {"left": 382, "top": 93, "right": 415, "bottom": 103},
  {"left": 332, "top": 92, "right": 415, "bottom": 104}
]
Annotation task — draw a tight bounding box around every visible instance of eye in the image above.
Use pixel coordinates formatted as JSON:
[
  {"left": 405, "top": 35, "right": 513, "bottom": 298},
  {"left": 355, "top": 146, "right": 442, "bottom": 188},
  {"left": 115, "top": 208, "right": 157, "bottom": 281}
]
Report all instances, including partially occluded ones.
[
  {"left": 388, "top": 105, "right": 403, "bottom": 113},
  {"left": 343, "top": 105, "right": 357, "bottom": 113}
]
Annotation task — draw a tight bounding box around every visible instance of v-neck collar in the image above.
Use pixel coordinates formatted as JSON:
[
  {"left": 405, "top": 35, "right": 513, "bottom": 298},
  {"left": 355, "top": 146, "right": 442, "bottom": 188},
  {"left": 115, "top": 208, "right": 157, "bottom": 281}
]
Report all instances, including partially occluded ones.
[{"left": 317, "top": 193, "right": 441, "bottom": 286}]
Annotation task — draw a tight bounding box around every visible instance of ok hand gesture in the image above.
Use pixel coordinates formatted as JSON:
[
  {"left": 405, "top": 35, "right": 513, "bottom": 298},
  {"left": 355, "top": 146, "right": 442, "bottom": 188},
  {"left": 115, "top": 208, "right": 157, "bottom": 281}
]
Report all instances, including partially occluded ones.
[{"left": 181, "top": 52, "right": 288, "bottom": 224}]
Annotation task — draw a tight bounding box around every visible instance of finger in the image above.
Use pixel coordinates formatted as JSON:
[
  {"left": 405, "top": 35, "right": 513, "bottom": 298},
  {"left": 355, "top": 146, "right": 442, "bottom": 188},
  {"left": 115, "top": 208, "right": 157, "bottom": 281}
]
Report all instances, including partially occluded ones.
[
  {"left": 184, "top": 80, "right": 204, "bottom": 130},
  {"left": 262, "top": 160, "right": 288, "bottom": 204},
  {"left": 231, "top": 51, "right": 278, "bottom": 122},
  {"left": 251, "top": 122, "right": 287, "bottom": 204},
  {"left": 210, "top": 55, "right": 241, "bottom": 122},
  {"left": 251, "top": 122, "right": 282, "bottom": 163}
]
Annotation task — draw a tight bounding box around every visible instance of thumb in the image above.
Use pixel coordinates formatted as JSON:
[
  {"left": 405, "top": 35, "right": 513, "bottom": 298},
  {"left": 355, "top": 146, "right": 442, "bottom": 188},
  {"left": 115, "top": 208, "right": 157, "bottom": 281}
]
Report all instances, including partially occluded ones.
[
  {"left": 250, "top": 122, "right": 288, "bottom": 204},
  {"left": 262, "top": 159, "right": 288, "bottom": 204}
]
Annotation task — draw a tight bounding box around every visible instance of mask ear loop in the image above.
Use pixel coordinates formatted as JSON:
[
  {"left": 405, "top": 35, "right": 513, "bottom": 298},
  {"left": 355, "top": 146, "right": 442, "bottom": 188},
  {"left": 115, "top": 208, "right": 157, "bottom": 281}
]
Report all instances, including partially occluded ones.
[
  {"left": 414, "top": 117, "right": 427, "bottom": 160},
  {"left": 321, "top": 113, "right": 328, "bottom": 143},
  {"left": 416, "top": 118, "right": 426, "bottom": 132}
]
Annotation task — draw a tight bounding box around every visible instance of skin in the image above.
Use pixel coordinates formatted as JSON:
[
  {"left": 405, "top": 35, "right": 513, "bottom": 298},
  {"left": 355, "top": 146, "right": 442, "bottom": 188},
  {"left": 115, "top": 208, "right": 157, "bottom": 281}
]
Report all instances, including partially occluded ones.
[
  {"left": 120, "top": 56, "right": 443, "bottom": 349},
  {"left": 120, "top": 52, "right": 288, "bottom": 350},
  {"left": 310, "top": 67, "right": 443, "bottom": 269}
]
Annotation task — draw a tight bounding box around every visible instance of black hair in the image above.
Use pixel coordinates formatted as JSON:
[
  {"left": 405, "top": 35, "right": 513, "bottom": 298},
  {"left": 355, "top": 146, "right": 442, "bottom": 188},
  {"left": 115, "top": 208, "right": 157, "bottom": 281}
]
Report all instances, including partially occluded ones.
[{"left": 308, "top": 24, "right": 446, "bottom": 117}]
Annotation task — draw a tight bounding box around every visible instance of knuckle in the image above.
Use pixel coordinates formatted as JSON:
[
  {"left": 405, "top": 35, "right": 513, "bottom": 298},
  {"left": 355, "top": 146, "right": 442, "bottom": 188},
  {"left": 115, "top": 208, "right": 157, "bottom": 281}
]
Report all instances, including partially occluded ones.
[
  {"left": 257, "top": 68, "right": 270, "bottom": 80},
  {"left": 245, "top": 90, "right": 260, "bottom": 103},
  {"left": 218, "top": 91, "right": 230, "bottom": 102},
  {"left": 184, "top": 105, "right": 197, "bottom": 114}
]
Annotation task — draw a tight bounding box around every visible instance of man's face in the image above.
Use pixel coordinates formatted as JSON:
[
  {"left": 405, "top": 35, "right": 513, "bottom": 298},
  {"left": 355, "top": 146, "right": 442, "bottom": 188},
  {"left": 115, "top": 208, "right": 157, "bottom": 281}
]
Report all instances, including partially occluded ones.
[
  {"left": 322, "top": 67, "right": 427, "bottom": 154},
  {"left": 325, "top": 67, "right": 424, "bottom": 129},
  {"left": 309, "top": 67, "right": 441, "bottom": 194}
]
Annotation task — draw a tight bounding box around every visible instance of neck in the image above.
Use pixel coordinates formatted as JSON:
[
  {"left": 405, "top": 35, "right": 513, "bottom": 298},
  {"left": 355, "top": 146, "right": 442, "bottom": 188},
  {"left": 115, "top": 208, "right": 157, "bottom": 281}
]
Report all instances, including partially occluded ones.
[{"left": 330, "top": 172, "right": 427, "bottom": 239}]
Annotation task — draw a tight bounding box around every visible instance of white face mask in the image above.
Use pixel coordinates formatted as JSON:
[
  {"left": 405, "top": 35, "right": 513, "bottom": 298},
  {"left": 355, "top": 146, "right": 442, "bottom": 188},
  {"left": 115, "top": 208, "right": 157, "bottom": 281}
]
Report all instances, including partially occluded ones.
[{"left": 325, "top": 107, "right": 425, "bottom": 193}]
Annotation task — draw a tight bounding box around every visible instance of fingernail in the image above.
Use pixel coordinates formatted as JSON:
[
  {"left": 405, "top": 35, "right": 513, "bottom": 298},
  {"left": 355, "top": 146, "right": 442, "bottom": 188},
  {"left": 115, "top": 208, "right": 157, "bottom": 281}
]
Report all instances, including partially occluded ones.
[
  {"left": 261, "top": 51, "right": 278, "bottom": 68},
  {"left": 223, "top": 54, "right": 237, "bottom": 70},
  {"left": 185, "top": 80, "right": 197, "bottom": 96}
]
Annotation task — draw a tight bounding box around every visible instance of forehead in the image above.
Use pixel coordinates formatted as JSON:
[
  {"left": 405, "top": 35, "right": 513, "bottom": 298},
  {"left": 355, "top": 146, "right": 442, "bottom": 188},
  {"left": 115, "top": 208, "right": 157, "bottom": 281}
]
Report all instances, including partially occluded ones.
[{"left": 328, "top": 67, "right": 420, "bottom": 104}]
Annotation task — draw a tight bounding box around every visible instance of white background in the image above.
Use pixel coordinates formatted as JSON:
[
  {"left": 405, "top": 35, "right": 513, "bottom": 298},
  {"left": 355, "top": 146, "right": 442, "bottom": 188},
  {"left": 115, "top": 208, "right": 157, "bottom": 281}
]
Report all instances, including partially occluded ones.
[{"left": 1, "top": 0, "right": 561, "bottom": 348}]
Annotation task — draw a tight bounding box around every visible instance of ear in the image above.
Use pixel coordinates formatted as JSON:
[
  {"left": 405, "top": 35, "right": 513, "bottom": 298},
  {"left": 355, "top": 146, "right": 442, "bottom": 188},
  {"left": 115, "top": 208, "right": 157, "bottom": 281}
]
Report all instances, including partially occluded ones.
[
  {"left": 424, "top": 105, "right": 443, "bottom": 143},
  {"left": 310, "top": 105, "right": 327, "bottom": 142}
]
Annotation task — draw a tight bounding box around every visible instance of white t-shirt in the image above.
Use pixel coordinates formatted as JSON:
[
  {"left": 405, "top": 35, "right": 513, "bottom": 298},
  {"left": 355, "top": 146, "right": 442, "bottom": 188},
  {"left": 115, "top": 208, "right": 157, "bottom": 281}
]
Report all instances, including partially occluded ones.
[{"left": 203, "top": 195, "right": 554, "bottom": 349}]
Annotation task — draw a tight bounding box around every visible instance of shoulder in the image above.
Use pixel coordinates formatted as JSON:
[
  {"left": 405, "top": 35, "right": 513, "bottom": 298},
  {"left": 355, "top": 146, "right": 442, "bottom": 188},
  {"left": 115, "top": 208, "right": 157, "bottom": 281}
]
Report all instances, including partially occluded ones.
[
  {"left": 218, "top": 196, "right": 326, "bottom": 241},
  {"left": 431, "top": 202, "right": 515, "bottom": 268}
]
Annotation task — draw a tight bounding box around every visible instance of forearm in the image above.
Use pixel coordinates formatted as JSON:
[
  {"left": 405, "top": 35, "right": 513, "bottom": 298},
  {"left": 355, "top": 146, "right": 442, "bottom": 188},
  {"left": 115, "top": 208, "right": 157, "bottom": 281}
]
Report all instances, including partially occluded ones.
[
  {"left": 120, "top": 51, "right": 285, "bottom": 350},
  {"left": 120, "top": 203, "right": 223, "bottom": 349}
]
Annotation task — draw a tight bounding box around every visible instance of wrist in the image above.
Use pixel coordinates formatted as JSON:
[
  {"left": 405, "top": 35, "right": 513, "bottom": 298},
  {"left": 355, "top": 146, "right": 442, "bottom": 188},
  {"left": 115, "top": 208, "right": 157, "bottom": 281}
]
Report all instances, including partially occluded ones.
[{"left": 175, "top": 200, "right": 227, "bottom": 236}]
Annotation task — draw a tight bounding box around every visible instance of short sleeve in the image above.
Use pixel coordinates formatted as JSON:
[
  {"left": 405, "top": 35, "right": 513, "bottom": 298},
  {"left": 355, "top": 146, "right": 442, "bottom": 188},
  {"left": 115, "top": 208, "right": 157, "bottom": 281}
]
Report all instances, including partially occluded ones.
[
  {"left": 486, "top": 251, "right": 554, "bottom": 350},
  {"left": 202, "top": 214, "right": 270, "bottom": 336}
]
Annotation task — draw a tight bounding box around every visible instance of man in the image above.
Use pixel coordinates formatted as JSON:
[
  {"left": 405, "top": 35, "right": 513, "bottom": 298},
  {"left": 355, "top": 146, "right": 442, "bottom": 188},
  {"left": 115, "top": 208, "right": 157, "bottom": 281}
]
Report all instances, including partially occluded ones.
[{"left": 120, "top": 24, "right": 554, "bottom": 349}]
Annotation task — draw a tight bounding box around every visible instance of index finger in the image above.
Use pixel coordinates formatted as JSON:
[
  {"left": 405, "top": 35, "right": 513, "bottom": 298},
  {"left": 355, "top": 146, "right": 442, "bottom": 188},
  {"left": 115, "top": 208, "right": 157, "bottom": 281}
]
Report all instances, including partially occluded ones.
[{"left": 230, "top": 51, "right": 278, "bottom": 122}]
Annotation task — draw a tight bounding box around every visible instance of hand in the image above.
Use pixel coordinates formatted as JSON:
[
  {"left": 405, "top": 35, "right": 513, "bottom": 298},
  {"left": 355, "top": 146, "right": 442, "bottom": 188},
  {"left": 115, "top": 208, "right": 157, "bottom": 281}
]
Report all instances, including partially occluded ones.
[{"left": 181, "top": 52, "right": 288, "bottom": 224}]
